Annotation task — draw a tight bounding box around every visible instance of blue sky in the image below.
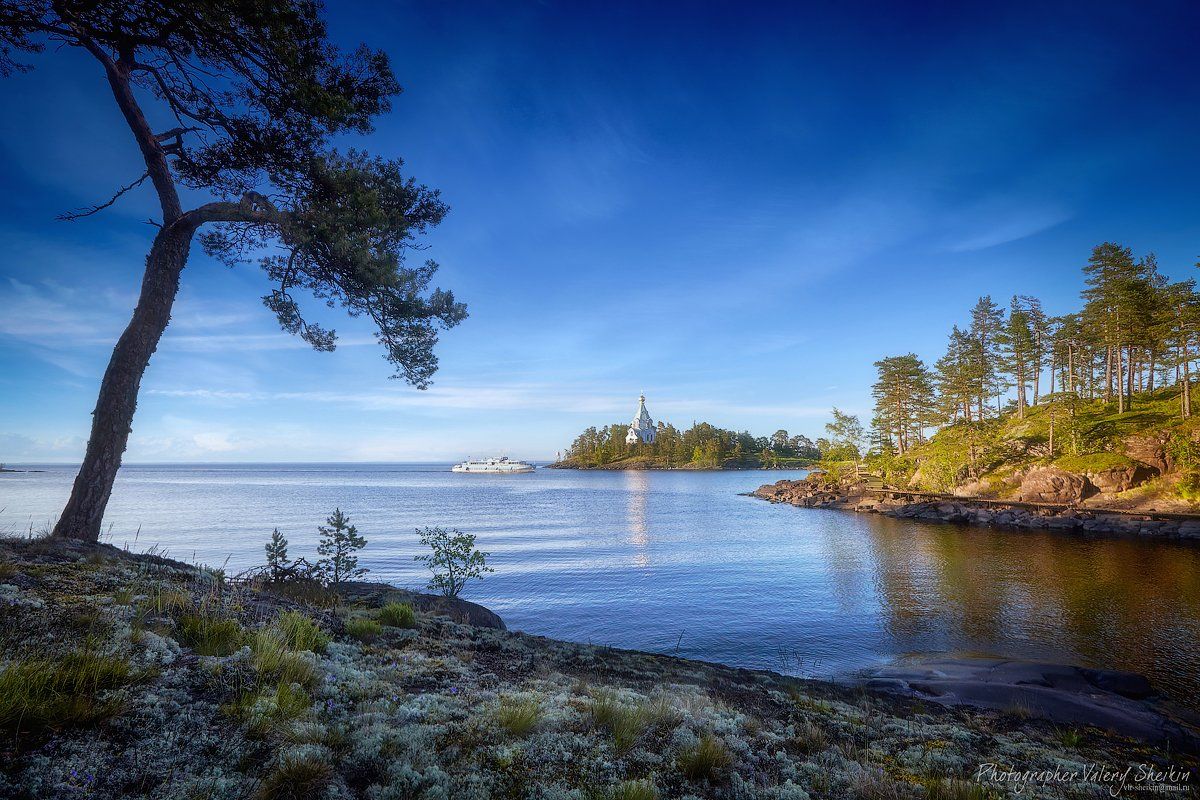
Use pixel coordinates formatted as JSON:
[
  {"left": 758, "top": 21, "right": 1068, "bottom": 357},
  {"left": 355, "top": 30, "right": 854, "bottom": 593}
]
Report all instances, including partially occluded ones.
[{"left": 2, "top": 1, "right": 1199, "bottom": 462}]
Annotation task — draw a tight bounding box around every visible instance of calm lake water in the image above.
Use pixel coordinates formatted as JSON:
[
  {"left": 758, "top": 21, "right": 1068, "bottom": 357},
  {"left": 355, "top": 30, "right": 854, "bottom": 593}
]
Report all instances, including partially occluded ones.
[{"left": 4, "top": 463, "right": 1200, "bottom": 706}]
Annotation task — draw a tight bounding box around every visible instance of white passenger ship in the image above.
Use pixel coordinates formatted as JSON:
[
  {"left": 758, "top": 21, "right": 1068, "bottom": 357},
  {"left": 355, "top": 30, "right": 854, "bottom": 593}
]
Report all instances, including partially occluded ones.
[{"left": 451, "top": 456, "right": 535, "bottom": 474}]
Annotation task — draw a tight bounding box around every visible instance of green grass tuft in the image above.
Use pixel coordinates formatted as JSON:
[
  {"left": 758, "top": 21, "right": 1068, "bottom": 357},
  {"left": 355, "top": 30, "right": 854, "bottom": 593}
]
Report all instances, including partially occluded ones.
[
  {"left": 255, "top": 751, "right": 332, "bottom": 800},
  {"left": 1055, "top": 727, "right": 1083, "bottom": 748},
  {"left": 377, "top": 601, "right": 416, "bottom": 628},
  {"left": 496, "top": 694, "right": 542, "bottom": 737},
  {"left": 250, "top": 629, "right": 319, "bottom": 688},
  {"left": 1054, "top": 452, "right": 1134, "bottom": 473},
  {"left": 227, "top": 681, "right": 313, "bottom": 737},
  {"left": 0, "top": 649, "right": 136, "bottom": 735},
  {"left": 611, "top": 779, "right": 658, "bottom": 800},
  {"left": 590, "top": 691, "right": 651, "bottom": 755},
  {"left": 344, "top": 617, "right": 382, "bottom": 642},
  {"left": 175, "top": 613, "right": 246, "bottom": 656},
  {"left": 274, "top": 610, "right": 329, "bottom": 653},
  {"left": 921, "top": 776, "right": 1002, "bottom": 800},
  {"left": 795, "top": 718, "right": 828, "bottom": 753},
  {"left": 677, "top": 733, "right": 731, "bottom": 782}
]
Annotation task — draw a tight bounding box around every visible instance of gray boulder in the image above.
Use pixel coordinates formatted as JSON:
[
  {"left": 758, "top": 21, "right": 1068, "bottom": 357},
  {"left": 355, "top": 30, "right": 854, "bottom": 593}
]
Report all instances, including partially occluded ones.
[
  {"left": 1018, "top": 467, "right": 1093, "bottom": 504},
  {"left": 1086, "top": 462, "right": 1157, "bottom": 494},
  {"left": 1124, "top": 432, "right": 1174, "bottom": 475}
]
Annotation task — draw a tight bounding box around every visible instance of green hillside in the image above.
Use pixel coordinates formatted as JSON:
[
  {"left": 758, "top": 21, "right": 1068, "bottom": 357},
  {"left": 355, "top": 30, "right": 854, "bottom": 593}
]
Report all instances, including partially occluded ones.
[{"left": 862, "top": 385, "right": 1200, "bottom": 506}]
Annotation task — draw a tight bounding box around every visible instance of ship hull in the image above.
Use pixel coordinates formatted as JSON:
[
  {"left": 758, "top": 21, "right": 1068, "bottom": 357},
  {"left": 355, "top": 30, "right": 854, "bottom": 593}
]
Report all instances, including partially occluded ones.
[{"left": 451, "top": 464, "right": 535, "bottom": 474}]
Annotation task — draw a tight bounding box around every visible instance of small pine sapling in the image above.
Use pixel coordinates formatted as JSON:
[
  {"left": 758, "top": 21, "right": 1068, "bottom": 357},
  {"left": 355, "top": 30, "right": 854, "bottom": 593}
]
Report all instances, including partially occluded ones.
[
  {"left": 265, "top": 528, "right": 290, "bottom": 581},
  {"left": 316, "top": 509, "right": 367, "bottom": 589}
]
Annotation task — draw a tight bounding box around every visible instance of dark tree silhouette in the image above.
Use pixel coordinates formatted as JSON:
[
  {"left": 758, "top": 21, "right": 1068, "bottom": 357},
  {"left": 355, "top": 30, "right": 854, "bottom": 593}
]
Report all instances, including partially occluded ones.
[{"left": 0, "top": 2, "right": 466, "bottom": 541}]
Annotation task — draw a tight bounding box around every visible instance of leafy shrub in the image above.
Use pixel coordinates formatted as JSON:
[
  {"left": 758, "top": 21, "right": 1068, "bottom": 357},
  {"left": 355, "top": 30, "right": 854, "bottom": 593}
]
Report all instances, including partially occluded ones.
[
  {"left": 496, "top": 695, "right": 542, "bottom": 737},
  {"left": 176, "top": 613, "right": 246, "bottom": 656},
  {"left": 255, "top": 750, "right": 332, "bottom": 800},
  {"left": 345, "top": 618, "right": 382, "bottom": 642},
  {"left": 0, "top": 649, "right": 135, "bottom": 734},
  {"left": 677, "top": 733, "right": 731, "bottom": 782},
  {"left": 275, "top": 611, "right": 330, "bottom": 653},
  {"left": 414, "top": 526, "right": 493, "bottom": 597},
  {"left": 377, "top": 601, "right": 416, "bottom": 628}
]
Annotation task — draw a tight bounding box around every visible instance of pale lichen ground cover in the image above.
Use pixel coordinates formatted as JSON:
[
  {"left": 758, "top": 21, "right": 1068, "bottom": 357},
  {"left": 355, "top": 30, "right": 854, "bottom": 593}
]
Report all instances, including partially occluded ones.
[{"left": 0, "top": 539, "right": 1192, "bottom": 799}]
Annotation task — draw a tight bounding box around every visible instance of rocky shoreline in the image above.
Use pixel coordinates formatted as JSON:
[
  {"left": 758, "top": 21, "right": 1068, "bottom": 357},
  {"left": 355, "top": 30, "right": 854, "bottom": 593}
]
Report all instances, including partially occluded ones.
[
  {"left": 752, "top": 476, "right": 1200, "bottom": 540},
  {"left": 4, "top": 537, "right": 1198, "bottom": 798}
]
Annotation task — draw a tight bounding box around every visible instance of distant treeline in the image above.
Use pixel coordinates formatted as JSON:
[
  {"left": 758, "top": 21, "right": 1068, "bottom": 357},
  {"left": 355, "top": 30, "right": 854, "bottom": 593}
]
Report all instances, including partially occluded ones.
[{"left": 563, "top": 421, "right": 821, "bottom": 468}]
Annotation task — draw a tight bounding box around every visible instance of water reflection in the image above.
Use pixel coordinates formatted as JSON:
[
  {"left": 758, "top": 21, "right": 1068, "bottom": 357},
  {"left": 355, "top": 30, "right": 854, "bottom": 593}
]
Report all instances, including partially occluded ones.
[
  {"left": 5, "top": 464, "right": 1199, "bottom": 707},
  {"left": 624, "top": 470, "right": 650, "bottom": 568},
  {"left": 866, "top": 522, "right": 1200, "bottom": 702}
]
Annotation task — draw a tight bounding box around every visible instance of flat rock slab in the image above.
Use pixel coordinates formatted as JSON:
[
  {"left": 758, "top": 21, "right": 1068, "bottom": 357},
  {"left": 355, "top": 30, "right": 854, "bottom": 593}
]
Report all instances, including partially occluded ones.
[
  {"left": 338, "top": 581, "right": 506, "bottom": 630},
  {"left": 848, "top": 655, "right": 1198, "bottom": 747}
]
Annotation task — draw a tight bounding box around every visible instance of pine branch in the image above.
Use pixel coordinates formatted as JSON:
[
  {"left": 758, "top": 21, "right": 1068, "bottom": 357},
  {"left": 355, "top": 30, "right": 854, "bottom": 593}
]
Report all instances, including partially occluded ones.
[{"left": 56, "top": 171, "right": 150, "bottom": 221}]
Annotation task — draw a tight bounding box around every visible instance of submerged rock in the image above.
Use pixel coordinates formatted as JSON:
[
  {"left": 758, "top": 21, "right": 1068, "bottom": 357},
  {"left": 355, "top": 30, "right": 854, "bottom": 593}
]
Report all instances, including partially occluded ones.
[{"left": 849, "top": 656, "right": 1194, "bottom": 747}]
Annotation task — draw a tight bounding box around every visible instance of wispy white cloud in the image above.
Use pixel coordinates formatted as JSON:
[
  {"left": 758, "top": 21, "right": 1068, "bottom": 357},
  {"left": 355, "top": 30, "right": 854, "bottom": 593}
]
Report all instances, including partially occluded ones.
[
  {"left": 941, "top": 204, "right": 1072, "bottom": 253},
  {"left": 147, "top": 383, "right": 629, "bottom": 413},
  {"left": 0, "top": 280, "right": 358, "bottom": 367},
  {"left": 145, "top": 382, "right": 835, "bottom": 425},
  {"left": 0, "top": 278, "right": 128, "bottom": 342}
]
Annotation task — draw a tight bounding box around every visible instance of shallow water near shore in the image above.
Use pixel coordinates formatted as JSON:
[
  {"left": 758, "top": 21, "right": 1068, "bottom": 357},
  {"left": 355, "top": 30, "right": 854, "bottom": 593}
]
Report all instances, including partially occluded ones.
[{"left": 4, "top": 462, "right": 1200, "bottom": 707}]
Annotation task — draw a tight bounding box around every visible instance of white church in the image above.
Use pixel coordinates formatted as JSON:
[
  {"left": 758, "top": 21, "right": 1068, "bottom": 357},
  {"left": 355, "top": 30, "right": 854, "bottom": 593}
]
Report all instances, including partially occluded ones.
[{"left": 625, "top": 394, "right": 657, "bottom": 445}]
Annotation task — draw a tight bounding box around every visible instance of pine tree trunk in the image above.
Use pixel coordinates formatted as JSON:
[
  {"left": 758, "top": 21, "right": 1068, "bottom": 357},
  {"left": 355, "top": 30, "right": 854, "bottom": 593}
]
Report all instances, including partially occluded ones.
[
  {"left": 1017, "top": 364, "right": 1026, "bottom": 418},
  {"left": 1105, "top": 345, "right": 1112, "bottom": 402},
  {"left": 1116, "top": 344, "right": 1125, "bottom": 413},
  {"left": 1127, "top": 345, "right": 1135, "bottom": 411},
  {"left": 52, "top": 222, "right": 197, "bottom": 541},
  {"left": 1184, "top": 337, "right": 1192, "bottom": 419}
]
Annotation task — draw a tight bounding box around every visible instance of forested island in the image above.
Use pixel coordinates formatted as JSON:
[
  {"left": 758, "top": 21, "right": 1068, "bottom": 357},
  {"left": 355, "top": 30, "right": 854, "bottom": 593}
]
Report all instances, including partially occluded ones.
[
  {"left": 552, "top": 420, "right": 820, "bottom": 470},
  {"left": 759, "top": 242, "right": 1200, "bottom": 526}
]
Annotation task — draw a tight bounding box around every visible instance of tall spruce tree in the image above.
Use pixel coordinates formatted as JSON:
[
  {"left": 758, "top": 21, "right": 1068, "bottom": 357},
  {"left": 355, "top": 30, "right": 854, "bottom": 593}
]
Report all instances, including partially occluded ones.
[
  {"left": 871, "top": 354, "right": 935, "bottom": 454},
  {"left": 999, "top": 296, "right": 1037, "bottom": 418},
  {"left": 967, "top": 296, "right": 1007, "bottom": 418},
  {"left": 1081, "top": 242, "right": 1154, "bottom": 413},
  {"left": 934, "top": 325, "right": 977, "bottom": 423}
]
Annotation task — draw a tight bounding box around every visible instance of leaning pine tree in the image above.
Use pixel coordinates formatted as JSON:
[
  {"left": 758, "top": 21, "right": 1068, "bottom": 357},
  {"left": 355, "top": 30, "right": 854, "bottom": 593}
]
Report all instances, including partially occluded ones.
[{"left": 0, "top": 2, "right": 467, "bottom": 541}]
